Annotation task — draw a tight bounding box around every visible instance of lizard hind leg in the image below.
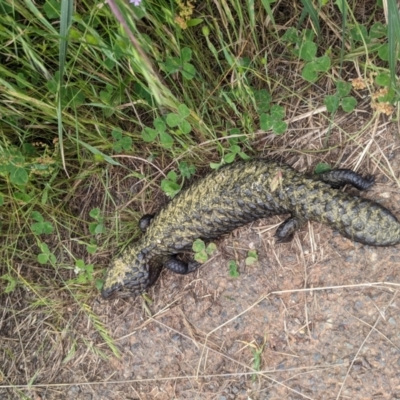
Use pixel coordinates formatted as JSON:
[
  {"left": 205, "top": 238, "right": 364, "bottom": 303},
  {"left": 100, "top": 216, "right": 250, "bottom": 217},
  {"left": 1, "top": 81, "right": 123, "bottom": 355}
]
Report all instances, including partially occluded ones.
[
  {"left": 274, "top": 216, "right": 305, "bottom": 243},
  {"left": 164, "top": 255, "right": 201, "bottom": 275}
]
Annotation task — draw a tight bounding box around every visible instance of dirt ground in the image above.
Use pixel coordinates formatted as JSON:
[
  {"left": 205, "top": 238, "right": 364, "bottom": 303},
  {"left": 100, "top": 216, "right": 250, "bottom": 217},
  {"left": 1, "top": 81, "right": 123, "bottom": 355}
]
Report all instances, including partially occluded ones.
[{"left": 2, "top": 120, "right": 400, "bottom": 399}]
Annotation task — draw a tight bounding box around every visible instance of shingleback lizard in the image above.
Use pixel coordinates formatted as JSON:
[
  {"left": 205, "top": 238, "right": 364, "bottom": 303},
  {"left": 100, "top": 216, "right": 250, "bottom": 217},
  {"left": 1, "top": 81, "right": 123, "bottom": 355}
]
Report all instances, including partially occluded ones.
[{"left": 101, "top": 160, "right": 400, "bottom": 299}]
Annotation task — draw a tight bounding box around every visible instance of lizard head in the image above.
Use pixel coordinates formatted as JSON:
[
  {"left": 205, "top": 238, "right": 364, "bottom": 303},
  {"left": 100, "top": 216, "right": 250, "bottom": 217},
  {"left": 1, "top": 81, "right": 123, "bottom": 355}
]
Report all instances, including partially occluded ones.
[{"left": 101, "top": 247, "right": 162, "bottom": 299}]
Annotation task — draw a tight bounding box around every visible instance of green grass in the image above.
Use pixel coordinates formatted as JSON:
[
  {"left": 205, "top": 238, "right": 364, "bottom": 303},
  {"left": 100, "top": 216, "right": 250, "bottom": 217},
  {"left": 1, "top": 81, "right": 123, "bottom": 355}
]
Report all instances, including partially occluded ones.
[{"left": 1, "top": 0, "right": 400, "bottom": 390}]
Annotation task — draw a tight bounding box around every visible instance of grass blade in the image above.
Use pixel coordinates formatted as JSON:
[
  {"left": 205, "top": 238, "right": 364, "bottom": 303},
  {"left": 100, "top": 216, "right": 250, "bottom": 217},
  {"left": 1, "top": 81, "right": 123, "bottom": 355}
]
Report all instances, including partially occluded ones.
[
  {"left": 300, "top": 0, "right": 320, "bottom": 35},
  {"left": 386, "top": 0, "right": 400, "bottom": 87},
  {"left": 58, "top": 0, "right": 74, "bottom": 176}
]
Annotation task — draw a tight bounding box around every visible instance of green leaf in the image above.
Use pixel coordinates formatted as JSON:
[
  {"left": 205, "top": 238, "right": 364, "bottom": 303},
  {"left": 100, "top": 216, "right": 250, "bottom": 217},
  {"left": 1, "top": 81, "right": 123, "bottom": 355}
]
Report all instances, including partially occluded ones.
[
  {"left": 111, "top": 129, "right": 122, "bottom": 140},
  {"left": 228, "top": 137, "right": 239, "bottom": 145},
  {"left": 160, "top": 131, "right": 174, "bottom": 148},
  {"left": 324, "top": 95, "right": 340, "bottom": 112},
  {"left": 272, "top": 120, "right": 287, "bottom": 135},
  {"left": 314, "top": 163, "right": 331, "bottom": 174},
  {"left": 336, "top": 81, "right": 352, "bottom": 97},
  {"left": 112, "top": 142, "right": 122, "bottom": 152},
  {"left": 182, "top": 63, "right": 196, "bottom": 79},
  {"left": 238, "top": 56, "right": 251, "bottom": 70},
  {"left": 14, "top": 192, "right": 31, "bottom": 203},
  {"left": 31, "top": 211, "right": 44, "bottom": 223},
  {"left": 194, "top": 250, "right": 208, "bottom": 263},
  {"left": 260, "top": 114, "right": 273, "bottom": 130},
  {"left": 369, "top": 22, "right": 387, "bottom": 38},
  {"left": 254, "top": 89, "right": 272, "bottom": 113},
  {"left": 75, "top": 274, "right": 88, "bottom": 284},
  {"left": 270, "top": 105, "right": 285, "bottom": 121},
  {"left": 229, "top": 145, "right": 241, "bottom": 154},
  {"left": 94, "top": 224, "right": 105, "bottom": 234},
  {"left": 10, "top": 167, "right": 28, "bottom": 185},
  {"left": 166, "top": 113, "right": 182, "bottom": 127},
  {"left": 378, "top": 43, "right": 389, "bottom": 61},
  {"left": 95, "top": 279, "right": 104, "bottom": 291},
  {"left": 66, "top": 87, "right": 85, "bottom": 107},
  {"left": 341, "top": 96, "right": 357, "bottom": 112},
  {"left": 86, "top": 244, "right": 97, "bottom": 254},
  {"left": 1, "top": 274, "right": 17, "bottom": 293},
  {"left": 89, "top": 208, "right": 101, "bottom": 220},
  {"left": 163, "top": 57, "right": 180, "bottom": 73},
  {"left": 239, "top": 152, "right": 250, "bottom": 160},
  {"left": 248, "top": 250, "right": 258, "bottom": 259},
  {"left": 181, "top": 47, "right": 192, "bottom": 63},
  {"left": 22, "top": 143, "right": 37, "bottom": 157},
  {"left": 210, "top": 162, "right": 222, "bottom": 169},
  {"left": 245, "top": 256, "right": 257, "bottom": 266},
  {"left": 85, "top": 264, "right": 94, "bottom": 274},
  {"left": 142, "top": 127, "right": 158, "bottom": 142},
  {"left": 282, "top": 27, "right": 298, "bottom": 44},
  {"left": 119, "top": 136, "right": 132, "bottom": 151},
  {"left": 31, "top": 219, "right": 53, "bottom": 235},
  {"left": 39, "top": 242, "right": 50, "bottom": 254},
  {"left": 161, "top": 57, "right": 180, "bottom": 73},
  {"left": 312, "top": 55, "right": 331, "bottom": 72},
  {"left": 223, "top": 152, "right": 236, "bottom": 163},
  {"left": 299, "top": 41, "right": 317, "bottom": 61},
  {"left": 206, "top": 243, "right": 217, "bottom": 255},
  {"left": 228, "top": 260, "right": 240, "bottom": 278},
  {"left": 229, "top": 128, "right": 241, "bottom": 136},
  {"left": 186, "top": 18, "right": 204, "bottom": 27},
  {"left": 350, "top": 24, "right": 369, "bottom": 43},
  {"left": 301, "top": 63, "right": 318, "bottom": 82},
  {"left": 38, "top": 253, "right": 49, "bottom": 264},
  {"left": 43, "top": 0, "right": 61, "bottom": 19},
  {"left": 375, "top": 73, "right": 391, "bottom": 86},
  {"left": 167, "top": 170, "right": 178, "bottom": 182},
  {"left": 178, "top": 104, "right": 190, "bottom": 118},
  {"left": 179, "top": 120, "right": 192, "bottom": 134},
  {"left": 31, "top": 222, "right": 43, "bottom": 235},
  {"left": 153, "top": 118, "right": 166, "bottom": 132},
  {"left": 100, "top": 90, "right": 111, "bottom": 104},
  {"left": 42, "top": 221, "right": 54, "bottom": 234},
  {"left": 0, "top": 194, "right": 4, "bottom": 206},
  {"left": 192, "top": 239, "right": 206, "bottom": 252},
  {"left": 178, "top": 162, "right": 196, "bottom": 178},
  {"left": 89, "top": 223, "right": 97, "bottom": 235},
  {"left": 161, "top": 179, "right": 181, "bottom": 198}
]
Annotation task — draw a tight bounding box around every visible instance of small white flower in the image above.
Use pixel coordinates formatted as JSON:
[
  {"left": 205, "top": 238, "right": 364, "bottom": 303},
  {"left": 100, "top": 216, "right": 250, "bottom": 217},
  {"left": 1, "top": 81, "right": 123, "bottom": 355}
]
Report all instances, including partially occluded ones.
[
  {"left": 130, "top": 0, "right": 141, "bottom": 5},
  {"left": 74, "top": 265, "right": 82, "bottom": 275}
]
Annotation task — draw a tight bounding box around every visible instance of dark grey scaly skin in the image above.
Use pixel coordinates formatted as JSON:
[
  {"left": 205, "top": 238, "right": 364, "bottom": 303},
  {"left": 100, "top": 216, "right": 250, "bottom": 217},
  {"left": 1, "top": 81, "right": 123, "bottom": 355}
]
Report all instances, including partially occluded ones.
[{"left": 102, "top": 160, "right": 400, "bottom": 299}]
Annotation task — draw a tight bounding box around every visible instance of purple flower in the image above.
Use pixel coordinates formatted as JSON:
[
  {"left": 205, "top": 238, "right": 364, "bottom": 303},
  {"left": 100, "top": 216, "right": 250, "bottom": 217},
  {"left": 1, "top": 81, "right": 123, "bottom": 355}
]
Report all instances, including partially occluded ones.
[{"left": 130, "top": 0, "right": 141, "bottom": 5}]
